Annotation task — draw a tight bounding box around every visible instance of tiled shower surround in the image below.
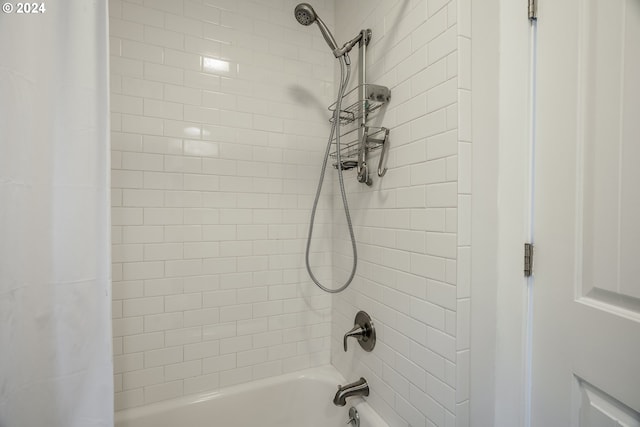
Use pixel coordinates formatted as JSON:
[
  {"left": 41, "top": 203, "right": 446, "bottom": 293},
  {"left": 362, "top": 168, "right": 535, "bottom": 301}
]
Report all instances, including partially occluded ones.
[
  {"left": 330, "top": 1, "right": 471, "bottom": 426},
  {"left": 109, "top": 0, "right": 472, "bottom": 426}
]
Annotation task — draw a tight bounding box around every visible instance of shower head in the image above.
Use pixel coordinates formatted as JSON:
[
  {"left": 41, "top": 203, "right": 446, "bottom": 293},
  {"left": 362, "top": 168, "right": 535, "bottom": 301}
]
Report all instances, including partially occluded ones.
[
  {"left": 294, "top": 3, "right": 316, "bottom": 26},
  {"left": 294, "top": 3, "right": 339, "bottom": 53}
]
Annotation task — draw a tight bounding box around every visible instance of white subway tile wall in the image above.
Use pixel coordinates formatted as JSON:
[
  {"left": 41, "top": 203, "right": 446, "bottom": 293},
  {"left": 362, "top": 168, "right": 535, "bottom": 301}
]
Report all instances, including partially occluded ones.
[
  {"left": 331, "top": 1, "right": 471, "bottom": 426},
  {"left": 110, "top": 0, "right": 474, "bottom": 423},
  {"left": 110, "top": 0, "right": 337, "bottom": 410}
]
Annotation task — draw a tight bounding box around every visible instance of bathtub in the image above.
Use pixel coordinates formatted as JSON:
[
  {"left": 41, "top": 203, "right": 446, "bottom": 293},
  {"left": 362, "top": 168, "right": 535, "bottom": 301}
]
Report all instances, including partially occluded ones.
[{"left": 115, "top": 365, "right": 388, "bottom": 427}]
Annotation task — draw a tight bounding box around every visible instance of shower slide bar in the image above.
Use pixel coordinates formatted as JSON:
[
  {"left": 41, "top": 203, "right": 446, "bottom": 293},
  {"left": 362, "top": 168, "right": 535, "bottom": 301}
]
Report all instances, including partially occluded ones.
[{"left": 328, "top": 29, "right": 391, "bottom": 185}]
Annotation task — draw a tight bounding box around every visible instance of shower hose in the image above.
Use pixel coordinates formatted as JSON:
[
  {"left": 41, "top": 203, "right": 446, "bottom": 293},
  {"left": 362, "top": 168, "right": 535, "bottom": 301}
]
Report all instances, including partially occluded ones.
[{"left": 305, "top": 55, "right": 358, "bottom": 294}]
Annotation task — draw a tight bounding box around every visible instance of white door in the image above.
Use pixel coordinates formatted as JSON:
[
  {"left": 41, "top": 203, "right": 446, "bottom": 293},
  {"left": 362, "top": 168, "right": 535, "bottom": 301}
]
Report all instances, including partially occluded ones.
[{"left": 533, "top": 0, "right": 640, "bottom": 425}]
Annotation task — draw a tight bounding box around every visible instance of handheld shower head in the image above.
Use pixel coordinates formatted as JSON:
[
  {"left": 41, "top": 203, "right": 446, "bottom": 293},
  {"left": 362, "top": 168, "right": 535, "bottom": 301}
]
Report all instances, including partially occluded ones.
[
  {"left": 294, "top": 3, "right": 339, "bottom": 52},
  {"left": 294, "top": 3, "right": 316, "bottom": 26}
]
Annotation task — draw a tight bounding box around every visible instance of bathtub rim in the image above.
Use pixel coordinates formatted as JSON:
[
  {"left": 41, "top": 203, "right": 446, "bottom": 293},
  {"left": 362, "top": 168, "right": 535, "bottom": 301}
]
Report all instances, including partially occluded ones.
[{"left": 114, "top": 364, "right": 387, "bottom": 426}]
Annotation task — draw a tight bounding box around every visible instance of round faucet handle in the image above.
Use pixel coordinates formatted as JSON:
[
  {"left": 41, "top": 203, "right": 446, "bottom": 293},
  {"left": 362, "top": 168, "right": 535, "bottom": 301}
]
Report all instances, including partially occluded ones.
[{"left": 343, "top": 311, "right": 376, "bottom": 352}]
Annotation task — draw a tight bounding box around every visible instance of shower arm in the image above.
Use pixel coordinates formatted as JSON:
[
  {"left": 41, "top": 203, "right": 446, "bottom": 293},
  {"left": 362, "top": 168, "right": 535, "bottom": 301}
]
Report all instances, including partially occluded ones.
[{"left": 333, "top": 32, "right": 364, "bottom": 59}]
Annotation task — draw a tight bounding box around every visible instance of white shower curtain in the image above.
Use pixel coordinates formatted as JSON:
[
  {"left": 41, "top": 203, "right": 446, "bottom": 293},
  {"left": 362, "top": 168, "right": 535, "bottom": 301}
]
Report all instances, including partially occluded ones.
[{"left": 0, "top": 1, "right": 113, "bottom": 426}]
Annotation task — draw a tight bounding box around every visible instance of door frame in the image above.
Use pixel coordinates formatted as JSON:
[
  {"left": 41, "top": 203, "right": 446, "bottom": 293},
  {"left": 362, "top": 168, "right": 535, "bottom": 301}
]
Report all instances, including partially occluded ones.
[{"left": 470, "top": 0, "right": 534, "bottom": 425}]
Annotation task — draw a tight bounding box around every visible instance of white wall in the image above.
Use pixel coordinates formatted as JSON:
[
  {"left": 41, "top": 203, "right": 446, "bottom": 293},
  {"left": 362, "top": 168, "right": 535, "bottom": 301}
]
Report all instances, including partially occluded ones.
[
  {"left": 109, "top": 0, "right": 337, "bottom": 410},
  {"left": 469, "top": 0, "right": 499, "bottom": 424},
  {"left": 330, "top": 0, "right": 472, "bottom": 426},
  {"left": 470, "top": 0, "right": 533, "bottom": 425}
]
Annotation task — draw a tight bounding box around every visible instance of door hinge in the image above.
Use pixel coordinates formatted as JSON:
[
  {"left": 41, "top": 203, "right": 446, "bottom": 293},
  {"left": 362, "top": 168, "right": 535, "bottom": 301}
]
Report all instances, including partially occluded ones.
[
  {"left": 524, "top": 243, "right": 534, "bottom": 277},
  {"left": 528, "top": 0, "right": 537, "bottom": 20}
]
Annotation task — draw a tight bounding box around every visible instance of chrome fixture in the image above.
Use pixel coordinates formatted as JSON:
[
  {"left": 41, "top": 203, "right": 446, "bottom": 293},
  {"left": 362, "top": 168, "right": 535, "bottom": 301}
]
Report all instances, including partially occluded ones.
[
  {"left": 335, "top": 32, "right": 364, "bottom": 59},
  {"left": 333, "top": 378, "right": 370, "bottom": 407},
  {"left": 347, "top": 407, "right": 360, "bottom": 427},
  {"left": 296, "top": 4, "right": 390, "bottom": 294},
  {"left": 343, "top": 311, "right": 376, "bottom": 352},
  {"left": 294, "top": 3, "right": 339, "bottom": 53},
  {"left": 296, "top": 2, "right": 358, "bottom": 294},
  {"left": 294, "top": 3, "right": 363, "bottom": 61},
  {"left": 326, "top": 31, "right": 391, "bottom": 185}
]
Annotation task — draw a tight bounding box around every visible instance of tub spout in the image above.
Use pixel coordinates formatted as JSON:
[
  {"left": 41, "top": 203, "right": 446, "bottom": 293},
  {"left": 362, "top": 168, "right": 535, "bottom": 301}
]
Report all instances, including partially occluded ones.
[{"left": 333, "top": 377, "right": 369, "bottom": 406}]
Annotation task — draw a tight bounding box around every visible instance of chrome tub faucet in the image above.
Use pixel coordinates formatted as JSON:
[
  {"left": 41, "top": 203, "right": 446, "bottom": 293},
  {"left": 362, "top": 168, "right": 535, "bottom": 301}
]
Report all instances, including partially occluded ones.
[{"left": 333, "top": 377, "right": 369, "bottom": 406}]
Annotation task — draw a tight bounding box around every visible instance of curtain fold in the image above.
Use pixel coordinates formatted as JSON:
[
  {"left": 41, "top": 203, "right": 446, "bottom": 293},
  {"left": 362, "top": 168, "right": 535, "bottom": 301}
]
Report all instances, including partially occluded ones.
[{"left": 0, "top": 1, "right": 113, "bottom": 426}]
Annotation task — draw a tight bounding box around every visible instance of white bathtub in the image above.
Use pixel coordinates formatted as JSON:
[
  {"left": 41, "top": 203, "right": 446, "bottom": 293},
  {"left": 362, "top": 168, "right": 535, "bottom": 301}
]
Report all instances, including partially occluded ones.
[{"left": 115, "top": 365, "right": 388, "bottom": 427}]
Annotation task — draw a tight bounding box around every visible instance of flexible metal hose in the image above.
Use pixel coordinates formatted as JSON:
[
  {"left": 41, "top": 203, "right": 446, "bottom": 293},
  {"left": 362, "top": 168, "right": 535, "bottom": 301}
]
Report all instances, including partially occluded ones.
[{"left": 305, "top": 56, "right": 358, "bottom": 293}]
